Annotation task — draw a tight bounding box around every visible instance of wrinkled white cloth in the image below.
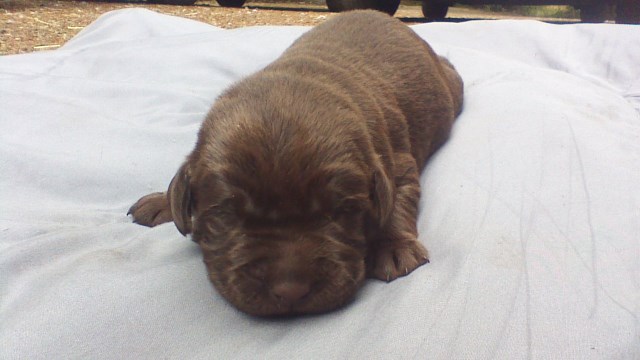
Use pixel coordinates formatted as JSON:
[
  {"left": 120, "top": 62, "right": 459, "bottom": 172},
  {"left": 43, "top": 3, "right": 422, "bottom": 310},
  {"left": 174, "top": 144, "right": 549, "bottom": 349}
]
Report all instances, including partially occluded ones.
[{"left": 1, "top": 9, "right": 639, "bottom": 359}]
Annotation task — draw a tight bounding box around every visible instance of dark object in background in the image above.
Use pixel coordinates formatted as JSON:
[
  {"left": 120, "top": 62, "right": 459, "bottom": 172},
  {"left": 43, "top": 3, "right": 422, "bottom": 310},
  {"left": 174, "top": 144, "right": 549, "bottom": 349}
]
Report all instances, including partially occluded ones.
[
  {"left": 421, "top": 0, "right": 638, "bottom": 23},
  {"left": 326, "top": 0, "right": 401, "bottom": 15}
]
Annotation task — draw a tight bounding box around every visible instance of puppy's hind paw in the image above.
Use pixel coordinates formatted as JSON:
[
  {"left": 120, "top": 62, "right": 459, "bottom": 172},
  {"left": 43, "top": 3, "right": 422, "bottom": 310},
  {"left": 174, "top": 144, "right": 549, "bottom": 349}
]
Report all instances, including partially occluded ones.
[
  {"left": 128, "top": 192, "right": 173, "bottom": 227},
  {"left": 368, "top": 238, "right": 429, "bottom": 282}
]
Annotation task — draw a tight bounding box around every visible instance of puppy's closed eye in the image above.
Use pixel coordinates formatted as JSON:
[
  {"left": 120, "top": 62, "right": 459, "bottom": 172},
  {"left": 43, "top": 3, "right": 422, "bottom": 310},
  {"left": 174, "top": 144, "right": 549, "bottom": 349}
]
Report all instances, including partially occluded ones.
[
  {"left": 333, "top": 197, "right": 367, "bottom": 218},
  {"left": 209, "top": 203, "right": 236, "bottom": 218}
]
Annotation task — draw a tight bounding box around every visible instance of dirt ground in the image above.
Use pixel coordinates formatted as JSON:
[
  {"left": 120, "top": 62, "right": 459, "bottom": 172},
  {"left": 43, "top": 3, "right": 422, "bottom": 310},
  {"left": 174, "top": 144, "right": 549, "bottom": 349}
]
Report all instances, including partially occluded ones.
[{"left": 0, "top": 0, "right": 579, "bottom": 55}]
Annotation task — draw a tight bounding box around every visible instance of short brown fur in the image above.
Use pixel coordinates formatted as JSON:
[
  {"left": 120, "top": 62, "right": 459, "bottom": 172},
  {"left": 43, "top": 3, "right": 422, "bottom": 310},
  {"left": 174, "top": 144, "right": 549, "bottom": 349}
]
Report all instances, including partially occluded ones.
[{"left": 129, "top": 10, "right": 463, "bottom": 316}]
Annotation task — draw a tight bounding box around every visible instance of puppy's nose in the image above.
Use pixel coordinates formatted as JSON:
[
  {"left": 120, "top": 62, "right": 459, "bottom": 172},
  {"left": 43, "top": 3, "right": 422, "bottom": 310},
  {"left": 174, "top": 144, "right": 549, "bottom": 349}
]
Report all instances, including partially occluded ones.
[{"left": 272, "top": 281, "right": 310, "bottom": 306}]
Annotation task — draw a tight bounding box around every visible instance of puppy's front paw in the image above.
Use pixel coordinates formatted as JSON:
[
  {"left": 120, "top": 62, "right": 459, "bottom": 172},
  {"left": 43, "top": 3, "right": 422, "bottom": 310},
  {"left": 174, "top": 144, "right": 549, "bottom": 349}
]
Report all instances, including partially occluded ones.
[
  {"left": 127, "top": 192, "right": 173, "bottom": 227},
  {"left": 368, "top": 238, "right": 429, "bottom": 282}
]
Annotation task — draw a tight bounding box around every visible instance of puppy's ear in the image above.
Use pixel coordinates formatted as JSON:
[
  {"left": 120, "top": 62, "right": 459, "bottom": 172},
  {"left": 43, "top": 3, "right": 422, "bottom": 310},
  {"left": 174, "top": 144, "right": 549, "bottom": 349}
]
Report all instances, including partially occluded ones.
[
  {"left": 168, "top": 161, "right": 193, "bottom": 236},
  {"left": 372, "top": 165, "right": 394, "bottom": 227}
]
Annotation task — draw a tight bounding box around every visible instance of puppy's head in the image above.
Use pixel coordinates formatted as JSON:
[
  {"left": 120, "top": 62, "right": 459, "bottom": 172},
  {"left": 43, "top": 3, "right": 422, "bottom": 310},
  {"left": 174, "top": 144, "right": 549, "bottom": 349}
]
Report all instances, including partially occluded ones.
[{"left": 167, "top": 96, "right": 393, "bottom": 316}]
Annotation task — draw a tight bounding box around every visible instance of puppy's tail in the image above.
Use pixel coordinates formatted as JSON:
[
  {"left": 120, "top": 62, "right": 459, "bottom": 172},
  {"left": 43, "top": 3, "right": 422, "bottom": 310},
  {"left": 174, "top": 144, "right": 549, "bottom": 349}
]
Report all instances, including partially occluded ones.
[{"left": 438, "top": 56, "right": 464, "bottom": 117}]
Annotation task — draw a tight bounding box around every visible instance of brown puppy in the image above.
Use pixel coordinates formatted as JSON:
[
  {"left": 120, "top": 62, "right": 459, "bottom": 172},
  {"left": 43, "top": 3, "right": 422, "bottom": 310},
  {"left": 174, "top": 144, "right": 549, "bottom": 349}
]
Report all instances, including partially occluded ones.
[{"left": 129, "top": 10, "right": 463, "bottom": 316}]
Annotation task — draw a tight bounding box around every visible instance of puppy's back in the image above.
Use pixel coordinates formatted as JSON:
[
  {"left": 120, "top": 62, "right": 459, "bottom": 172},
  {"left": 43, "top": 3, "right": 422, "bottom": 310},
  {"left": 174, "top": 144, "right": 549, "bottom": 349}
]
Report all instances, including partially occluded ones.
[{"left": 278, "top": 10, "right": 463, "bottom": 167}]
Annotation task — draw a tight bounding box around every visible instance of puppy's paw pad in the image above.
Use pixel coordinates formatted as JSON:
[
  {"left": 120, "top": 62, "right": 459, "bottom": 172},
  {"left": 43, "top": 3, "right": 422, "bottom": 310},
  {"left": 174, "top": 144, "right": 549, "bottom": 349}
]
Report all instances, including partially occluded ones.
[
  {"left": 369, "top": 239, "right": 429, "bottom": 282},
  {"left": 128, "top": 192, "right": 172, "bottom": 227}
]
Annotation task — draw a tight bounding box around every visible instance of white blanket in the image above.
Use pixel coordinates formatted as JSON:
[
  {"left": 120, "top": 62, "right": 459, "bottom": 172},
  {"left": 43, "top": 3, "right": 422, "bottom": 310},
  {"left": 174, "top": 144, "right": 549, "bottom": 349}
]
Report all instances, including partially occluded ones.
[{"left": 1, "top": 9, "right": 639, "bottom": 359}]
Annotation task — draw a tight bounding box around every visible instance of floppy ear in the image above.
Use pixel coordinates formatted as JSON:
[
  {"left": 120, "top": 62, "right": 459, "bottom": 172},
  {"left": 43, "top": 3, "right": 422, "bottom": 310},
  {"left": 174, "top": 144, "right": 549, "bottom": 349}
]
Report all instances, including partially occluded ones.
[
  {"left": 372, "top": 165, "right": 394, "bottom": 228},
  {"left": 167, "top": 161, "right": 193, "bottom": 236}
]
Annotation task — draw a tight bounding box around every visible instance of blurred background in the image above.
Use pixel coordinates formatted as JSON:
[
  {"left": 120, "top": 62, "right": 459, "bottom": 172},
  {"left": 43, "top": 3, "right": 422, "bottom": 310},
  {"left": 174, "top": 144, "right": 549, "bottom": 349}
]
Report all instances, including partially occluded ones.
[{"left": 1, "top": 0, "right": 638, "bottom": 55}]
